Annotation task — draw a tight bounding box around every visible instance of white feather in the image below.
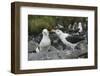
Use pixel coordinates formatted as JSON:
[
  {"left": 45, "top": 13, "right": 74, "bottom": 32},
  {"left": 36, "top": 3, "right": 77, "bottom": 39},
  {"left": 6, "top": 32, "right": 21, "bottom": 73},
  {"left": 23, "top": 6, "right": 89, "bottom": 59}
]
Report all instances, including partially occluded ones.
[{"left": 36, "top": 47, "right": 40, "bottom": 53}]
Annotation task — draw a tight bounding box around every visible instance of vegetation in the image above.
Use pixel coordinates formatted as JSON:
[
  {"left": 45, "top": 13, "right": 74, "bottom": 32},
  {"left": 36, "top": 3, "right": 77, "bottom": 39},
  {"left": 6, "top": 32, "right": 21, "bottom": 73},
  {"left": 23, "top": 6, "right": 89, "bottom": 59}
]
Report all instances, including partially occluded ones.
[
  {"left": 28, "top": 15, "right": 56, "bottom": 35},
  {"left": 28, "top": 15, "right": 87, "bottom": 35}
]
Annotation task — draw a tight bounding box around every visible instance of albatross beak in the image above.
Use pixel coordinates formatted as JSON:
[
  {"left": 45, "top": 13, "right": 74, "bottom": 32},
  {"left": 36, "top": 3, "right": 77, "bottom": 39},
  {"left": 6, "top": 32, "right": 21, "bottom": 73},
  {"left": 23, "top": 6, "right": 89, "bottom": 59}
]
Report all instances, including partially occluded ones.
[{"left": 51, "top": 29, "right": 56, "bottom": 32}]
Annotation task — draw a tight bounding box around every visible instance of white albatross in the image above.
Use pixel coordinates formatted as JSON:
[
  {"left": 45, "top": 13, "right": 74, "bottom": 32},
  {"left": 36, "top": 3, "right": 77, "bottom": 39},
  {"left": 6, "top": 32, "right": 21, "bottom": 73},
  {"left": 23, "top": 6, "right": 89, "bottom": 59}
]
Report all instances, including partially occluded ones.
[
  {"left": 78, "top": 22, "right": 83, "bottom": 33},
  {"left": 36, "top": 29, "right": 51, "bottom": 53},
  {"left": 52, "top": 29, "right": 85, "bottom": 51}
]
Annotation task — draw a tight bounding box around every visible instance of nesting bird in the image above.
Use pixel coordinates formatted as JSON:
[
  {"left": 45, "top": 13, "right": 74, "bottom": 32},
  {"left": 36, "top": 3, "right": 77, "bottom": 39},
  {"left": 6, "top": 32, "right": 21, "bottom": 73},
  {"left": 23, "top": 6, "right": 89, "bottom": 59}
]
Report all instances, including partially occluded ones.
[
  {"left": 78, "top": 22, "right": 83, "bottom": 33},
  {"left": 68, "top": 23, "right": 79, "bottom": 34},
  {"left": 36, "top": 29, "right": 51, "bottom": 53},
  {"left": 52, "top": 29, "right": 85, "bottom": 51}
]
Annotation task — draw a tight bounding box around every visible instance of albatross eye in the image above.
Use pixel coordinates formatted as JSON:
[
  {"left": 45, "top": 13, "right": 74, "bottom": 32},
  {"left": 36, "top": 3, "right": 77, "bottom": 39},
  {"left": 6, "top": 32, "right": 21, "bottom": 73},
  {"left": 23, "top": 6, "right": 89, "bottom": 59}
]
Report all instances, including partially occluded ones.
[
  {"left": 43, "top": 31, "right": 49, "bottom": 36},
  {"left": 56, "top": 30, "right": 59, "bottom": 32},
  {"left": 57, "top": 30, "right": 61, "bottom": 33}
]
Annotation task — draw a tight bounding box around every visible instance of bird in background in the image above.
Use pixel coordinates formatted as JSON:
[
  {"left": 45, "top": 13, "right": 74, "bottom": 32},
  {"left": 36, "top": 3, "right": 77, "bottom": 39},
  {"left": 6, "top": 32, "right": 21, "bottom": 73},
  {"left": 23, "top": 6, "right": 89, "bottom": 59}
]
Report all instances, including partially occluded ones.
[
  {"left": 36, "top": 29, "right": 51, "bottom": 53},
  {"left": 68, "top": 22, "right": 83, "bottom": 35},
  {"left": 52, "top": 29, "right": 85, "bottom": 51},
  {"left": 78, "top": 22, "right": 83, "bottom": 33}
]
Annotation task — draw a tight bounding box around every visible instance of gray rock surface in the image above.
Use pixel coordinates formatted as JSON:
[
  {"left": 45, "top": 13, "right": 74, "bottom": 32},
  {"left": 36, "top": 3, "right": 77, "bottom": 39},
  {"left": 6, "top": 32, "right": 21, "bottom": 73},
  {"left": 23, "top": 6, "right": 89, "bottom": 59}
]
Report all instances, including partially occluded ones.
[{"left": 28, "top": 37, "right": 88, "bottom": 60}]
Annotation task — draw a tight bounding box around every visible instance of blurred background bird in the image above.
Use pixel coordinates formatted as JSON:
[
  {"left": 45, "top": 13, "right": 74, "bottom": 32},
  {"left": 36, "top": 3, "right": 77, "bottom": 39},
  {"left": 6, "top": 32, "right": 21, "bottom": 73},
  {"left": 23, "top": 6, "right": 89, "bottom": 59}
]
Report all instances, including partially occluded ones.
[{"left": 78, "top": 22, "right": 83, "bottom": 33}]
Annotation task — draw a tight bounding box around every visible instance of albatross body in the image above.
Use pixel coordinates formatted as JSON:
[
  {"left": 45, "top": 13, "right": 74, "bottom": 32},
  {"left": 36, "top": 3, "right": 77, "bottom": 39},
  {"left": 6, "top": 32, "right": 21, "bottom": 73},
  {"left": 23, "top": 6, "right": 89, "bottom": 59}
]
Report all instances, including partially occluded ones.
[
  {"left": 36, "top": 29, "right": 51, "bottom": 53},
  {"left": 52, "top": 29, "right": 85, "bottom": 51}
]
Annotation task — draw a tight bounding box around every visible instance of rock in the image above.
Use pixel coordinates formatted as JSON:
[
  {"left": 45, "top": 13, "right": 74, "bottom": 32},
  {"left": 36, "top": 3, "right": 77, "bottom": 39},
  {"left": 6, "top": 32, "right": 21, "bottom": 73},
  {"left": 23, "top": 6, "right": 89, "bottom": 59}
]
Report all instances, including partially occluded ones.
[
  {"left": 28, "top": 40, "right": 38, "bottom": 53},
  {"left": 28, "top": 34, "right": 88, "bottom": 60},
  {"left": 28, "top": 52, "right": 47, "bottom": 60}
]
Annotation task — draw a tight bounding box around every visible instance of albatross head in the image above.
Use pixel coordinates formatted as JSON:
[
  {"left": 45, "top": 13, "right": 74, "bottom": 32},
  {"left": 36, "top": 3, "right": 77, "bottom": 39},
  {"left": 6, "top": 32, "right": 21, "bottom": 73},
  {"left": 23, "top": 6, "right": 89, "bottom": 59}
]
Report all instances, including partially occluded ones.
[
  {"left": 51, "top": 29, "right": 70, "bottom": 38},
  {"left": 42, "top": 29, "right": 49, "bottom": 36},
  {"left": 51, "top": 29, "right": 63, "bottom": 36}
]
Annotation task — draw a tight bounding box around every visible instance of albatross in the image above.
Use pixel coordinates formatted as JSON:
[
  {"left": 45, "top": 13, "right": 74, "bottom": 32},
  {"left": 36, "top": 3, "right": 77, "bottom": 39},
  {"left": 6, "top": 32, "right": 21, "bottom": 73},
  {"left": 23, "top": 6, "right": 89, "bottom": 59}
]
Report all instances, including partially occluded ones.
[
  {"left": 36, "top": 29, "right": 51, "bottom": 53},
  {"left": 78, "top": 22, "right": 83, "bottom": 33},
  {"left": 52, "top": 29, "right": 85, "bottom": 51}
]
